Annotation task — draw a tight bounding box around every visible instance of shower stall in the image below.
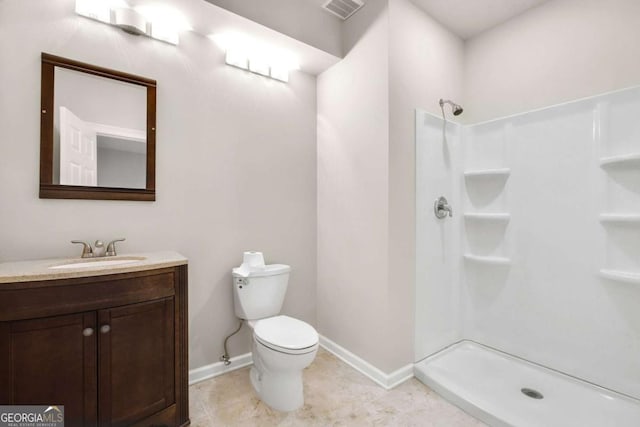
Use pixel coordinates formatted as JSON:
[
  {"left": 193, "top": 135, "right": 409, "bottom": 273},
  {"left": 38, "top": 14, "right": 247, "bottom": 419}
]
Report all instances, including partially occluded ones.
[{"left": 414, "top": 87, "right": 640, "bottom": 426}]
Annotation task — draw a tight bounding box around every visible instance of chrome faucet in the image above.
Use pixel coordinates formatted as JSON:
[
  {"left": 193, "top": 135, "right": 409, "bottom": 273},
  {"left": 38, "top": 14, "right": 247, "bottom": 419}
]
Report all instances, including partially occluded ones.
[
  {"left": 434, "top": 196, "right": 453, "bottom": 219},
  {"left": 71, "top": 238, "right": 126, "bottom": 258}
]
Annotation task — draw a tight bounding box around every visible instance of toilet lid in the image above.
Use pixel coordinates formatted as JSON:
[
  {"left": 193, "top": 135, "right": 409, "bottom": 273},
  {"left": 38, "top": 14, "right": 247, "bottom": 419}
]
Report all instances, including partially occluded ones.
[{"left": 253, "top": 315, "right": 318, "bottom": 351}]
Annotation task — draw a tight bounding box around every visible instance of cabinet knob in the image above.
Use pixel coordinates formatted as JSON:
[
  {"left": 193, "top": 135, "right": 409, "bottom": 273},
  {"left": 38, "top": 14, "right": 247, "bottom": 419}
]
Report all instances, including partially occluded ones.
[
  {"left": 82, "top": 327, "right": 94, "bottom": 337},
  {"left": 100, "top": 325, "right": 111, "bottom": 334}
]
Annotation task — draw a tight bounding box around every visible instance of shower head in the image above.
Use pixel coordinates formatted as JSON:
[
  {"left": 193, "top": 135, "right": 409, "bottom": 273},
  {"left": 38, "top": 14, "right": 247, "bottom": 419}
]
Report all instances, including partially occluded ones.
[{"left": 439, "top": 99, "right": 464, "bottom": 116}]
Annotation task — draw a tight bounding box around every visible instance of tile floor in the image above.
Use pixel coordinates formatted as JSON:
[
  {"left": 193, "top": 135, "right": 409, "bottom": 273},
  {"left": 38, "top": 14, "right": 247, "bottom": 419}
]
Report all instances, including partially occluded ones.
[{"left": 189, "top": 348, "right": 485, "bottom": 426}]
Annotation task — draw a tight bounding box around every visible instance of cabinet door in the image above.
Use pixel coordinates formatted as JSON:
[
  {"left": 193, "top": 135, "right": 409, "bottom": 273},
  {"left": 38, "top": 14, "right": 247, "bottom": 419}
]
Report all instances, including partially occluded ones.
[
  {"left": 98, "top": 298, "right": 175, "bottom": 427},
  {"left": 0, "top": 312, "right": 97, "bottom": 427}
]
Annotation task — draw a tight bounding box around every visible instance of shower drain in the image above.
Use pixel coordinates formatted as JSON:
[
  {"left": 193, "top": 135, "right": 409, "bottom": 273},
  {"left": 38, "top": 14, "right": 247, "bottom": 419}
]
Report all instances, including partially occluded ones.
[{"left": 521, "top": 388, "right": 544, "bottom": 399}]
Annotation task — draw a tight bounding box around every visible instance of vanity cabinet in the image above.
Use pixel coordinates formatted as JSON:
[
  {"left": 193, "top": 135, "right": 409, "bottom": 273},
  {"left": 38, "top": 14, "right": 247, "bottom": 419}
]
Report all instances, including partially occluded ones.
[
  {"left": 99, "top": 298, "right": 175, "bottom": 427},
  {"left": 0, "top": 264, "right": 189, "bottom": 427},
  {"left": 0, "top": 312, "right": 96, "bottom": 424}
]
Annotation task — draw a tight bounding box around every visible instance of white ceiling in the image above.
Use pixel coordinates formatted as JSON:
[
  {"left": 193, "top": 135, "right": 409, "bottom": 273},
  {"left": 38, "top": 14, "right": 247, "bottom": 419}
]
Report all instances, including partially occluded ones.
[
  {"left": 410, "top": 0, "right": 550, "bottom": 39},
  {"left": 135, "top": 0, "right": 553, "bottom": 74},
  {"left": 129, "top": 0, "right": 341, "bottom": 74}
]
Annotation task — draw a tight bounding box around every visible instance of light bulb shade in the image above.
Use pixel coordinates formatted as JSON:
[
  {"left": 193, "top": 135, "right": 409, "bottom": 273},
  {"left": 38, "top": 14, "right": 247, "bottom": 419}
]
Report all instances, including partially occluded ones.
[
  {"left": 248, "top": 58, "right": 270, "bottom": 77},
  {"left": 113, "top": 7, "right": 147, "bottom": 35},
  {"left": 270, "top": 66, "right": 289, "bottom": 82},
  {"left": 225, "top": 50, "right": 249, "bottom": 70},
  {"left": 75, "top": 0, "right": 112, "bottom": 23},
  {"left": 149, "top": 22, "right": 179, "bottom": 45}
]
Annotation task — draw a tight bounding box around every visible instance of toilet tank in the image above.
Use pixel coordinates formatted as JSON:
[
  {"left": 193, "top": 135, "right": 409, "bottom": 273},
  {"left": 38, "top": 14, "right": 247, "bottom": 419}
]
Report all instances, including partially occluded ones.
[{"left": 232, "top": 264, "right": 291, "bottom": 320}]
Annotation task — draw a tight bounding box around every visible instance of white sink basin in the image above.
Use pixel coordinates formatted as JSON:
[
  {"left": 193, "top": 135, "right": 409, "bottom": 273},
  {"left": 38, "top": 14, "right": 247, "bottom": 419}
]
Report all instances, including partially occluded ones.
[{"left": 49, "top": 257, "right": 146, "bottom": 270}]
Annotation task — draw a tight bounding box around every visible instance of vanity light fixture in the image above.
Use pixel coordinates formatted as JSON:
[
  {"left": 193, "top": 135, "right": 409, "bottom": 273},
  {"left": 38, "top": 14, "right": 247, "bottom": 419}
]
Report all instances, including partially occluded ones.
[
  {"left": 212, "top": 32, "right": 300, "bottom": 83},
  {"left": 75, "top": 0, "right": 190, "bottom": 46}
]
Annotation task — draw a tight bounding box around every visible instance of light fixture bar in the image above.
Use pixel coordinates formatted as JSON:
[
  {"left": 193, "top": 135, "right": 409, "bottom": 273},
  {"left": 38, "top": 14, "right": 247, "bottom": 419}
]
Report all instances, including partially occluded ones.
[
  {"left": 224, "top": 48, "right": 292, "bottom": 82},
  {"left": 214, "top": 33, "right": 297, "bottom": 83},
  {"left": 75, "top": 0, "right": 180, "bottom": 45}
]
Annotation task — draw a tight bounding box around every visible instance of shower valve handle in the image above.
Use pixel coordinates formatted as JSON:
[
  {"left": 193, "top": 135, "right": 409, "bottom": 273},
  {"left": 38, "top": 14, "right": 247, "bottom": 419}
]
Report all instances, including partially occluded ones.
[{"left": 434, "top": 196, "right": 453, "bottom": 219}]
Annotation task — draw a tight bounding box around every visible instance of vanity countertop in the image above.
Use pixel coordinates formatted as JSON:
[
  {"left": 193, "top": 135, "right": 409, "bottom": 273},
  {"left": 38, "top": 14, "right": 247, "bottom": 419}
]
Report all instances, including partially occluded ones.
[{"left": 0, "top": 251, "right": 187, "bottom": 284}]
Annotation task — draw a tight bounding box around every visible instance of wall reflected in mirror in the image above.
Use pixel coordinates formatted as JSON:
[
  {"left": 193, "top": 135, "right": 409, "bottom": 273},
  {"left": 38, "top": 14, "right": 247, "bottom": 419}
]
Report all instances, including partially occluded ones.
[{"left": 53, "top": 67, "right": 147, "bottom": 189}]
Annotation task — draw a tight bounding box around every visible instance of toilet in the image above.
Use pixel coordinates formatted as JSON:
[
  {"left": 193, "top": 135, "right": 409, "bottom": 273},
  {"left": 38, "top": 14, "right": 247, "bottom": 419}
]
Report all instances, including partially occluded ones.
[{"left": 232, "top": 252, "right": 319, "bottom": 412}]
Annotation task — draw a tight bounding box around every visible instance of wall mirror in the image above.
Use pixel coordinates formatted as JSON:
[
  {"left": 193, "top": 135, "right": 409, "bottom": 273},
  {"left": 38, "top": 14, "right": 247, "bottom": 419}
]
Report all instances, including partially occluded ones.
[{"left": 40, "top": 53, "right": 156, "bottom": 201}]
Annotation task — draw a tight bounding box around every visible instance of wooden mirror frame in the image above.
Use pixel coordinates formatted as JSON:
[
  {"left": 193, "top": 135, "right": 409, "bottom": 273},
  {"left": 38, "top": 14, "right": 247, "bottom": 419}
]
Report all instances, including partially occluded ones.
[{"left": 40, "top": 53, "right": 157, "bottom": 201}]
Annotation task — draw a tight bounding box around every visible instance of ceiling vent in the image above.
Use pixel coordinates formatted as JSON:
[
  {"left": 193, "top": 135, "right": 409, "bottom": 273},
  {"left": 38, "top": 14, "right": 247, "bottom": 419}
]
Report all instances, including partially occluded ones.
[{"left": 322, "top": 0, "right": 364, "bottom": 20}]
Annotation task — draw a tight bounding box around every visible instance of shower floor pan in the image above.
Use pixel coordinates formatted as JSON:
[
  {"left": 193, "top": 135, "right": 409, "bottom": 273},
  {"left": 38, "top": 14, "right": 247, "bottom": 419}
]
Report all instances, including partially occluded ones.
[{"left": 414, "top": 341, "right": 640, "bottom": 427}]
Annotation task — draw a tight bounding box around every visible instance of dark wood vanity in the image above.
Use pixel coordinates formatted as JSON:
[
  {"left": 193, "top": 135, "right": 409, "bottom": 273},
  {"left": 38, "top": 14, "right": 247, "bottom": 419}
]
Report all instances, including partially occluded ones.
[{"left": 0, "top": 260, "right": 189, "bottom": 427}]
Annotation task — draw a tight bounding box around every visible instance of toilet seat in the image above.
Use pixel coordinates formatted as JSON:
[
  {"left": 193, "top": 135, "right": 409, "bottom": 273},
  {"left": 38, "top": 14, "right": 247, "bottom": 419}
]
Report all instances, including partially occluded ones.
[
  {"left": 255, "top": 335, "right": 318, "bottom": 355},
  {"left": 253, "top": 315, "right": 318, "bottom": 355}
]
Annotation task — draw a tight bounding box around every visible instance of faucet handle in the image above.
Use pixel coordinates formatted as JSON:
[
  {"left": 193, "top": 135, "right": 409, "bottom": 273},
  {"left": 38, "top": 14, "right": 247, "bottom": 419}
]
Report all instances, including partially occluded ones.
[
  {"left": 434, "top": 196, "right": 453, "bottom": 219},
  {"left": 105, "top": 238, "right": 126, "bottom": 257},
  {"left": 71, "top": 240, "right": 94, "bottom": 258}
]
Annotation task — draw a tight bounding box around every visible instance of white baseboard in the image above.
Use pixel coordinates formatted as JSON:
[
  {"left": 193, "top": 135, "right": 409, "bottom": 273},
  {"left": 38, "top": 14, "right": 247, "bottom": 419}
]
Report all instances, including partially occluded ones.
[
  {"left": 188, "top": 338, "right": 414, "bottom": 390},
  {"left": 319, "top": 335, "right": 413, "bottom": 390},
  {"left": 188, "top": 352, "right": 253, "bottom": 386}
]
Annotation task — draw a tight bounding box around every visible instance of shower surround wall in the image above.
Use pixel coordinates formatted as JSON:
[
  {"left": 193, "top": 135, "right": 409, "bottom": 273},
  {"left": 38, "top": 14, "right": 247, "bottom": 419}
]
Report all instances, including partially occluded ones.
[
  {"left": 414, "top": 113, "right": 462, "bottom": 359},
  {"left": 415, "top": 86, "right": 640, "bottom": 400},
  {"left": 322, "top": 0, "right": 640, "bottom": 379}
]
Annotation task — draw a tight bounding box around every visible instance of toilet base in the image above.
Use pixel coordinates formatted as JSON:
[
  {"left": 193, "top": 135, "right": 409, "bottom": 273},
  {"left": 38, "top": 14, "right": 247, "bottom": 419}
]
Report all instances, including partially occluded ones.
[
  {"left": 249, "top": 335, "right": 318, "bottom": 412},
  {"left": 250, "top": 365, "right": 304, "bottom": 412}
]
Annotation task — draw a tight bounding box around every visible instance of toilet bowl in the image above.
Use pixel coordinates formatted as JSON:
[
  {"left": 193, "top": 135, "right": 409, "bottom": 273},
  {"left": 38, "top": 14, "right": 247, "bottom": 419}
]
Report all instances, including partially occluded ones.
[
  {"left": 232, "top": 252, "right": 318, "bottom": 411},
  {"left": 248, "top": 315, "right": 318, "bottom": 411}
]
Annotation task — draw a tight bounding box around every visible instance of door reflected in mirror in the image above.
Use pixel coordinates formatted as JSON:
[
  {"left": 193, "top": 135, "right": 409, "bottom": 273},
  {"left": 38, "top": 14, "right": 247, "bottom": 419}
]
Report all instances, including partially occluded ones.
[
  {"left": 40, "top": 53, "right": 156, "bottom": 201},
  {"left": 54, "top": 67, "right": 147, "bottom": 189}
]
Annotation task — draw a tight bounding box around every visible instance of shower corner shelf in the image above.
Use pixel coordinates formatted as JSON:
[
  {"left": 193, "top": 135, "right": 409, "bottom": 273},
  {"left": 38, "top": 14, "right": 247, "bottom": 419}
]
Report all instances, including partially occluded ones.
[
  {"left": 599, "top": 153, "right": 640, "bottom": 168},
  {"left": 463, "top": 168, "right": 511, "bottom": 178},
  {"left": 599, "top": 213, "right": 640, "bottom": 224},
  {"left": 599, "top": 269, "right": 640, "bottom": 285},
  {"left": 464, "top": 213, "right": 511, "bottom": 222},
  {"left": 463, "top": 254, "right": 511, "bottom": 266}
]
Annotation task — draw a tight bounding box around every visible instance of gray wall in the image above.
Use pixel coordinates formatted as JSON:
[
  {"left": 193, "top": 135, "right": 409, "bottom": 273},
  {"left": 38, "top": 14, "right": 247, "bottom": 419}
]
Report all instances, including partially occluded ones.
[
  {"left": 317, "top": 0, "right": 393, "bottom": 371},
  {"left": 317, "top": 0, "right": 465, "bottom": 374},
  {"left": 97, "top": 145, "right": 146, "bottom": 189},
  {"left": 464, "top": 0, "right": 640, "bottom": 123},
  {"left": 0, "top": 0, "right": 317, "bottom": 372}
]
